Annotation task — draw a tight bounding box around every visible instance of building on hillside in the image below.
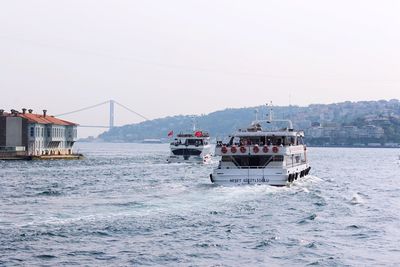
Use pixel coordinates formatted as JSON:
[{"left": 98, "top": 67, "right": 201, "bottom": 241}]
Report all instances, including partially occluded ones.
[
  {"left": 0, "top": 108, "right": 79, "bottom": 159},
  {"left": 340, "top": 126, "right": 359, "bottom": 139},
  {"left": 359, "top": 125, "right": 384, "bottom": 139}
]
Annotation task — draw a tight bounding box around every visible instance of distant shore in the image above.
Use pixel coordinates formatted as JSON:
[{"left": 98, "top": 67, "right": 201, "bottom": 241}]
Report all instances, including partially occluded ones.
[
  {"left": 76, "top": 140, "right": 399, "bottom": 149},
  {"left": 307, "top": 145, "right": 399, "bottom": 149}
]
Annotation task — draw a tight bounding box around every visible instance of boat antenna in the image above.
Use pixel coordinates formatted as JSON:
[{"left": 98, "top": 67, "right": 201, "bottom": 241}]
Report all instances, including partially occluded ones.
[
  {"left": 289, "top": 92, "right": 292, "bottom": 121},
  {"left": 192, "top": 116, "right": 196, "bottom": 131},
  {"left": 266, "top": 101, "right": 273, "bottom": 122},
  {"left": 254, "top": 109, "right": 259, "bottom": 121}
]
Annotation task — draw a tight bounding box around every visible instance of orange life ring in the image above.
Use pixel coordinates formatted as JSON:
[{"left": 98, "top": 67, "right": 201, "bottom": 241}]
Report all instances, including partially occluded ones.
[
  {"left": 240, "top": 146, "right": 246, "bottom": 153},
  {"left": 221, "top": 146, "right": 227, "bottom": 154},
  {"left": 262, "top": 146, "right": 269, "bottom": 153},
  {"left": 253, "top": 146, "right": 259, "bottom": 153},
  {"left": 272, "top": 146, "right": 279, "bottom": 153},
  {"left": 231, "top": 146, "right": 237, "bottom": 153}
]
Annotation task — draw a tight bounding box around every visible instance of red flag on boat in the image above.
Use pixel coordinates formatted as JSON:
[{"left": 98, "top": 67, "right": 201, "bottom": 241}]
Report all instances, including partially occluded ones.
[
  {"left": 167, "top": 130, "right": 174, "bottom": 137},
  {"left": 194, "top": 131, "right": 202, "bottom": 137}
]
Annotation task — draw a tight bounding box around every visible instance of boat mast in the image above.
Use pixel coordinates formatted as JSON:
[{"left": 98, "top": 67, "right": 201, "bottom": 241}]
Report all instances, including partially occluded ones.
[
  {"left": 192, "top": 117, "right": 196, "bottom": 132},
  {"left": 267, "top": 101, "right": 273, "bottom": 122},
  {"left": 265, "top": 101, "right": 293, "bottom": 130}
]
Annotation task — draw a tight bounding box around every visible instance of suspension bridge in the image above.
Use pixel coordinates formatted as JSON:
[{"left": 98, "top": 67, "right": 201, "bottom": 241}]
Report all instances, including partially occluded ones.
[{"left": 55, "top": 100, "right": 149, "bottom": 129}]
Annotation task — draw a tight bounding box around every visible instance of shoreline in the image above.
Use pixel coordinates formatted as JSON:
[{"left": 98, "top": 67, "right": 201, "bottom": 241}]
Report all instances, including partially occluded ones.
[{"left": 0, "top": 154, "right": 84, "bottom": 161}]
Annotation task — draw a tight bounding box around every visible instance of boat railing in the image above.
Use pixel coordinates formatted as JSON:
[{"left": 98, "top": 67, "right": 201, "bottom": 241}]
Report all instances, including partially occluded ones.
[
  {"left": 216, "top": 140, "right": 297, "bottom": 147},
  {"left": 225, "top": 154, "right": 281, "bottom": 169},
  {"left": 171, "top": 142, "right": 206, "bottom": 147},
  {"left": 263, "top": 156, "right": 274, "bottom": 167},
  {"left": 220, "top": 165, "right": 282, "bottom": 169}
]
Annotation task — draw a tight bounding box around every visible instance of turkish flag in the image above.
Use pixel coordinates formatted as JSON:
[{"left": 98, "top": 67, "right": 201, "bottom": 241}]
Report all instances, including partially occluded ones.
[
  {"left": 194, "top": 131, "right": 202, "bottom": 137},
  {"left": 167, "top": 130, "right": 173, "bottom": 137}
]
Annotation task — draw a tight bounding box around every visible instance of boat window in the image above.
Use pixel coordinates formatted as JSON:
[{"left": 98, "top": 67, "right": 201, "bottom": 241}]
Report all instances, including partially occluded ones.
[
  {"left": 172, "top": 149, "right": 202, "bottom": 156},
  {"left": 226, "top": 136, "right": 300, "bottom": 147},
  {"left": 171, "top": 138, "right": 182, "bottom": 145},
  {"left": 265, "top": 136, "right": 279, "bottom": 146},
  {"left": 239, "top": 137, "right": 263, "bottom": 146},
  {"left": 269, "top": 136, "right": 292, "bottom": 146},
  {"left": 186, "top": 139, "right": 203, "bottom": 146},
  {"left": 228, "top": 136, "right": 241, "bottom": 146},
  {"left": 286, "top": 154, "right": 304, "bottom": 167}
]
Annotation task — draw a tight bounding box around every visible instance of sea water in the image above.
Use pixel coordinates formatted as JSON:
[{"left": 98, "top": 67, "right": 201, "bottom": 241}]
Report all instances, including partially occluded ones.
[{"left": 1, "top": 143, "right": 400, "bottom": 266}]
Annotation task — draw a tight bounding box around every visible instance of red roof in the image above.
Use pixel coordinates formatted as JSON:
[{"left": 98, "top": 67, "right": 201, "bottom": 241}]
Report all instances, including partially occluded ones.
[{"left": 16, "top": 113, "right": 78, "bottom": 126}]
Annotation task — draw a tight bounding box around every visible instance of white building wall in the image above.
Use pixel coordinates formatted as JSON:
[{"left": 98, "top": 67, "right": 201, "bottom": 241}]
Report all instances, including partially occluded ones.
[{"left": 27, "top": 123, "right": 76, "bottom": 155}]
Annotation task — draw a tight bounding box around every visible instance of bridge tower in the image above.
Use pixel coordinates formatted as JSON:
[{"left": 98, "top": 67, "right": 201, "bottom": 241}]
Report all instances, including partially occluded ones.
[{"left": 109, "top": 100, "right": 115, "bottom": 129}]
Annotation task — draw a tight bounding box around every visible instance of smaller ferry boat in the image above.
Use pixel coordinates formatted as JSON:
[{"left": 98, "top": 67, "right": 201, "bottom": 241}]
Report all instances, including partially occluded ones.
[
  {"left": 210, "top": 106, "right": 311, "bottom": 186},
  {"left": 167, "top": 126, "right": 212, "bottom": 164}
]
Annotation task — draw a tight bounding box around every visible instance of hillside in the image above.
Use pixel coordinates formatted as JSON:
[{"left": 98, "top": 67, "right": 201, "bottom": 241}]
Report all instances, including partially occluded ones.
[{"left": 98, "top": 99, "right": 400, "bottom": 145}]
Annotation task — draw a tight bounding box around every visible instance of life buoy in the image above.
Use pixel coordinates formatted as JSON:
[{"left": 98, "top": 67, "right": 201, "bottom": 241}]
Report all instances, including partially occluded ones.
[
  {"left": 231, "top": 146, "right": 237, "bottom": 153},
  {"left": 253, "top": 146, "right": 259, "bottom": 153},
  {"left": 272, "top": 146, "right": 279, "bottom": 153},
  {"left": 262, "top": 146, "right": 269, "bottom": 153},
  {"left": 240, "top": 146, "right": 246, "bottom": 153},
  {"left": 221, "top": 146, "right": 227, "bottom": 154}
]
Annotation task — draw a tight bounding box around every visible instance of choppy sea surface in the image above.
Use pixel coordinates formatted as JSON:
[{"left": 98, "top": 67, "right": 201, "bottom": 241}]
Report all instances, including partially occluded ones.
[{"left": 1, "top": 143, "right": 400, "bottom": 266}]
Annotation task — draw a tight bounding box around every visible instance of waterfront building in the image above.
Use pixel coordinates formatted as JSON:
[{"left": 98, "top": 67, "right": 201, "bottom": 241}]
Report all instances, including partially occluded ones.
[{"left": 0, "top": 109, "right": 78, "bottom": 158}]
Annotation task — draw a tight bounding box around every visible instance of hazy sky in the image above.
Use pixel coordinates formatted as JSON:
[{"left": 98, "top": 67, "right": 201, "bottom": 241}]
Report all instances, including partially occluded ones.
[{"left": 1, "top": 1, "right": 399, "bottom": 137}]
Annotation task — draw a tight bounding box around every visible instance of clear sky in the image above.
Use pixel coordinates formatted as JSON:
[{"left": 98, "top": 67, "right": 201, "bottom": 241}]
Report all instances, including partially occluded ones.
[{"left": 1, "top": 0, "right": 399, "bottom": 137}]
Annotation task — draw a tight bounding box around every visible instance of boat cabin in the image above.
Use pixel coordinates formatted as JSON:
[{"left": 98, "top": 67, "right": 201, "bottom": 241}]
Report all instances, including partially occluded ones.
[
  {"left": 172, "top": 138, "right": 208, "bottom": 147},
  {"left": 222, "top": 132, "right": 305, "bottom": 147},
  {"left": 215, "top": 129, "right": 307, "bottom": 169},
  {"left": 171, "top": 131, "right": 210, "bottom": 147}
]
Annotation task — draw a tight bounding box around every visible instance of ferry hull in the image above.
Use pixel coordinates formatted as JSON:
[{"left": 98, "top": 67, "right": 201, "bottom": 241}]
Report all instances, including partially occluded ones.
[{"left": 210, "top": 165, "right": 311, "bottom": 186}]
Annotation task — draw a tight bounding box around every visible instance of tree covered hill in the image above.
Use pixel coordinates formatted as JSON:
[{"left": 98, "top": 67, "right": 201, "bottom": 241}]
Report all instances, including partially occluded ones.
[{"left": 98, "top": 99, "right": 400, "bottom": 143}]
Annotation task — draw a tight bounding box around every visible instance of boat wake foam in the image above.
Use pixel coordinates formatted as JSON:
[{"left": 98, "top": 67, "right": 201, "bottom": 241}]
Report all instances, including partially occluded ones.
[{"left": 349, "top": 193, "right": 365, "bottom": 205}]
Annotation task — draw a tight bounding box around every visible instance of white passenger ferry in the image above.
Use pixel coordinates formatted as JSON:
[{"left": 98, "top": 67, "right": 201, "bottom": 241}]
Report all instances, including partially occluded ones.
[
  {"left": 210, "top": 110, "right": 311, "bottom": 186},
  {"left": 167, "top": 130, "right": 212, "bottom": 163}
]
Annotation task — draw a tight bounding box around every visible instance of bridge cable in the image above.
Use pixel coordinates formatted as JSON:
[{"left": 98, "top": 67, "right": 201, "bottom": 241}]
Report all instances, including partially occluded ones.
[
  {"left": 114, "top": 101, "right": 149, "bottom": 121},
  {"left": 55, "top": 100, "right": 110, "bottom": 117}
]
